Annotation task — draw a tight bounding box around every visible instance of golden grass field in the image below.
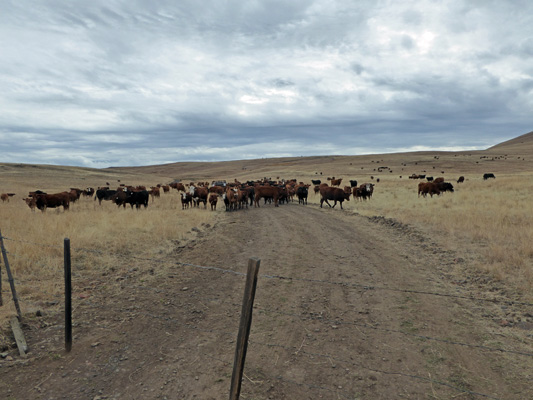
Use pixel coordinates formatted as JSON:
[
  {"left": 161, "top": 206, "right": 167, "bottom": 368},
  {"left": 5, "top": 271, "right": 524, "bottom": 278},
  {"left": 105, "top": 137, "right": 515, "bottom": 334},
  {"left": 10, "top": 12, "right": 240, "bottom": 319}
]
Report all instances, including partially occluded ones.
[{"left": 1, "top": 131, "right": 532, "bottom": 328}]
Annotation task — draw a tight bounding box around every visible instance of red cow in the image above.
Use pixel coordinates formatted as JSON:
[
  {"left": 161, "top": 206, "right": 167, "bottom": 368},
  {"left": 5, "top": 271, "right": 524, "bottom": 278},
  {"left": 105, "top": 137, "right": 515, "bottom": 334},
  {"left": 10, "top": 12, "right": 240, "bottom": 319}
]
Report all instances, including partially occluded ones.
[
  {"left": 320, "top": 187, "right": 350, "bottom": 209},
  {"left": 208, "top": 193, "right": 218, "bottom": 211},
  {"left": 254, "top": 186, "right": 281, "bottom": 207}
]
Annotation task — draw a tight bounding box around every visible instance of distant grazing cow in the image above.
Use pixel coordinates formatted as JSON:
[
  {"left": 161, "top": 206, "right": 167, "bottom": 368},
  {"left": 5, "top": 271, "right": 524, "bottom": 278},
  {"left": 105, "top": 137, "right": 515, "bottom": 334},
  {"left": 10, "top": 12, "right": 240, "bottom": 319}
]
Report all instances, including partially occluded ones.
[
  {"left": 436, "top": 181, "right": 454, "bottom": 193},
  {"left": 349, "top": 180, "right": 358, "bottom": 187},
  {"left": 320, "top": 187, "right": 350, "bottom": 209},
  {"left": 330, "top": 178, "right": 342, "bottom": 186},
  {"left": 418, "top": 182, "right": 440, "bottom": 197},
  {"left": 296, "top": 185, "right": 309, "bottom": 205},
  {"left": 313, "top": 185, "right": 321, "bottom": 195},
  {"left": 457, "top": 176, "right": 465, "bottom": 183},
  {"left": 82, "top": 188, "right": 95, "bottom": 197},
  {"left": 483, "top": 173, "right": 495, "bottom": 180},
  {"left": 311, "top": 179, "right": 321, "bottom": 185},
  {"left": 1, "top": 193, "right": 9, "bottom": 203},
  {"left": 161, "top": 185, "right": 170, "bottom": 193},
  {"left": 170, "top": 182, "right": 186, "bottom": 192},
  {"left": 208, "top": 193, "right": 218, "bottom": 211},
  {"left": 426, "top": 176, "right": 433, "bottom": 182},
  {"left": 433, "top": 177, "right": 445, "bottom": 184},
  {"left": 254, "top": 186, "right": 281, "bottom": 207}
]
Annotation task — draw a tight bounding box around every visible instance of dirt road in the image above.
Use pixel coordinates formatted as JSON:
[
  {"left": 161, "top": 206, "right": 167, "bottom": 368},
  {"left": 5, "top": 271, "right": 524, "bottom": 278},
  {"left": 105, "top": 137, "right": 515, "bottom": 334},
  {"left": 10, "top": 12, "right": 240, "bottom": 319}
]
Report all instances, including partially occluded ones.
[{"left": 1, "top": 203, "right": 532, "bottom": 399}]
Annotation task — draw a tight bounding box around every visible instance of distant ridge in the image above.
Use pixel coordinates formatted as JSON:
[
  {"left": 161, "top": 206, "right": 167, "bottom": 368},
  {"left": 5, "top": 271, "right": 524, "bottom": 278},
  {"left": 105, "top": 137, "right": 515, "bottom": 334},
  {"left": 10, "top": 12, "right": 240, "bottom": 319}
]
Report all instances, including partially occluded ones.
[{"left": 488, "top": 130, "right": 533, "bottom": 151}]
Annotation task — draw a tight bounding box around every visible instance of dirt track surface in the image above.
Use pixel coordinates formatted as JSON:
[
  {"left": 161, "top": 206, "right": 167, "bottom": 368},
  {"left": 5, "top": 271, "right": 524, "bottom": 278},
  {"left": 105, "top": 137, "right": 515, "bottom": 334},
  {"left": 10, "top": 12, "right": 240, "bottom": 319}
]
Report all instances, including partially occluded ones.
[{"left": 1, "top": 203, "right": 532, "bottom": 399}]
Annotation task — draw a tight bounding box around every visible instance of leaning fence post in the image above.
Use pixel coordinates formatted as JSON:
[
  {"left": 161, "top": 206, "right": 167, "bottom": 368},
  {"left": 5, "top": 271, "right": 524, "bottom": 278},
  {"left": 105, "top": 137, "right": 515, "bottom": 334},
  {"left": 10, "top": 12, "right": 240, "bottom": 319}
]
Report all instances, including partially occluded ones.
[
  {"left": 229, "top": 257, "right": 260, "bottom": 400},
  {"left": 64, "top": 238, "right": 72, "bottom": 352},
  {"left": 0, "top": 229, "right": 21, "bottom": 320}
]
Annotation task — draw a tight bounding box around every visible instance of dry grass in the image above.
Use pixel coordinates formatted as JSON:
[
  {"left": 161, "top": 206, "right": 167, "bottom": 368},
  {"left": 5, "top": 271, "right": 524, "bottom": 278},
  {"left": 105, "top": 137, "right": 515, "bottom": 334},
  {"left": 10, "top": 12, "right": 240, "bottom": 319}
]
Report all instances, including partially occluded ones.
[
  {"left": 0, "top": 178, "right": 220, "bottom": 325},
  {"left": 305, "top": 173, "right": 533, "bottom": 297}
]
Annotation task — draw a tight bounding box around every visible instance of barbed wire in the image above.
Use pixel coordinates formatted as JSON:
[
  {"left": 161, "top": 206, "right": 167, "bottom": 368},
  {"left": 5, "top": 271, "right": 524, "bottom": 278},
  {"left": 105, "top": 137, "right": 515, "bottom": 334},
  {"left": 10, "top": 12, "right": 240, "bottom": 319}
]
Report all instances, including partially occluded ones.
[
  {"left": 2, "top": 234, "right": 532, "bottom": 307},
  {"left": 249, "top": 340, "right": 502, "bottom": 400},
  {"left": 254, "top": 306, "right": 533, "bottom": 358}
]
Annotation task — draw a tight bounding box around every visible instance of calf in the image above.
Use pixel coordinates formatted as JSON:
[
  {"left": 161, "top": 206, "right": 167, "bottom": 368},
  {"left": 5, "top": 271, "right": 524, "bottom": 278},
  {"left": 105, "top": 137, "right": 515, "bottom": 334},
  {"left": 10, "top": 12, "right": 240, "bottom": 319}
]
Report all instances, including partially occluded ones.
[{"left": 209, "top": 193, "right": 218, "bottom": 211}]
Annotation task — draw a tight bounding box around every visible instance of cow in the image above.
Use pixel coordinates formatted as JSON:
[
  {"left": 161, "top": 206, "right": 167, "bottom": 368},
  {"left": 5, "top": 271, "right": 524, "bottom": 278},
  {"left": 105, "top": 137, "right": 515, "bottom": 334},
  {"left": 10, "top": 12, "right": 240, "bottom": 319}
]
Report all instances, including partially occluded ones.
[
  {"left": 170, "top": 182, "right": 186, "bottom": 192},
  {"left": 1, "top": 193, "right": 9, "bottom": 203},
  {"left": 110, "top": 191, "right": 128, "bottom": 208},
  {"left": 149, "top": 187, "right": 160, "bottom": 202},
  {"left": 223, "top": 187, "right": 238, "bottom": 211},
  {"left": 208, "top": 193, "right": 218, "bottom": 211},
  {"left": 436, "top": 181, "right": 454, "bottom": 193},
  {"left": 189, "top": 186, "right": 208, "bottom": 208},
  {"left": 311, "top": 179, "right": 321, "bottom": 185},
  {"left": 433, "top": 177, "right": 445, "bottom": 184},
  {"left": 457, "top": 176, "right": 465, "bottom": 183},
  {"left": 236, "top": 188, "right": 249, "bottom": 209},
  {"left": 330, "top": 178, "right": 342, "bottom": 186},
  {"left": 353, "top": 183, "right": 374, "bottom": 201},
  {"left": 349, "top": 180, "right": 358, "bottom": 187},
  {"left": 483, "top": 173, "right": 495, "bottom": 180},
  {"left": 209, "top": 185, "right": 225, "bottom": 195},
  {"left": 95, "top": 188, "right": 118, "bottom": 205},
  {"left": 320, "top": 186, "right": 350, "bottom": 209},
  {"left": 254, "top": 186, "right": 281, "bottom": 207},
  {"left": 28, "top": 192, "right": 70, "bottom": 211},
  {"left": 418, "top": 182, "right": 440, "bottom": 197},
  {"left": 296, "top": 185, "right": 308, "bottom": 205},
  {"left": 82, "top": 187, "right": 95, "bottom": 197},
  {"left": 180, "top": 192, "right": 192, "bottom": 209},
  {"left": 124, "top": 190, "right": 149, "bottom": 209},
  {"left": 426, "top": 176, "right": 433, "bottom": 182}
]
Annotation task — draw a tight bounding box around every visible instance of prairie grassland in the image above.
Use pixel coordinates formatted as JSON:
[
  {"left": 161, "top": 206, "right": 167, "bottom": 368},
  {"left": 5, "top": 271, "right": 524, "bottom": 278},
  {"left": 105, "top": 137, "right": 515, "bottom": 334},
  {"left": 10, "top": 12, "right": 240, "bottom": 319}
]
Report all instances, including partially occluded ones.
[
  {"left": 306, "top": 173, "right": 533, "bottom": 297},
  {"left": 0, "top": 190, "right": 219, "bottom": 324}
]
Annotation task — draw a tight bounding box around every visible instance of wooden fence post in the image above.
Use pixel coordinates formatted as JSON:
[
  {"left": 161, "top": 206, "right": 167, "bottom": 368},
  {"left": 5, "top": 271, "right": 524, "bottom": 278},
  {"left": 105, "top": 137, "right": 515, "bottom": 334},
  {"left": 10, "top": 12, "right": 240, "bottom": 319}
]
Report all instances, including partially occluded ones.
[
  {"left": 229, "top": 257, "right": 260, "bottom": 400},
  {"left": 0, "top": 229, "right": 21, "bottom": 320},
  {"left": 64, "top": 238, "right": 72, "bottom": 352}
]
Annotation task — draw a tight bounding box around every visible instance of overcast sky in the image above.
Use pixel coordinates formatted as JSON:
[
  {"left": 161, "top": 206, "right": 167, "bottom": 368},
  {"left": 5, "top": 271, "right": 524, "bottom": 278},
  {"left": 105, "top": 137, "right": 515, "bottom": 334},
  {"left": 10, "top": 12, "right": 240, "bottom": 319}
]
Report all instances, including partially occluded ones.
[{"left": 1, "top": 1, "right": 532, "bottom": 168}]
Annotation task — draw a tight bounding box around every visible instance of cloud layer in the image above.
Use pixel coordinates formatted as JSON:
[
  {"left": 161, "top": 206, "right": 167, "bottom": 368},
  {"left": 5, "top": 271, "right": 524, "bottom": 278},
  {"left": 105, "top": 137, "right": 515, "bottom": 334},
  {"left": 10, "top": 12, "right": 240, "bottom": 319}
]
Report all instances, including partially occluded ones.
[{"left": 1, "top": 0, "right": 532, "bottom": 167}]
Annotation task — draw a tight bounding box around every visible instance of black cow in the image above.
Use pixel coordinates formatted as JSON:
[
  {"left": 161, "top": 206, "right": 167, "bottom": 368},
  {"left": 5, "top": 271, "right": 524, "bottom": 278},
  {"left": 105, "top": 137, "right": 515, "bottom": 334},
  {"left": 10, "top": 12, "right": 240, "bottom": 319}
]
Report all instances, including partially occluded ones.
[
  {"left": 349, "top": 180, "right": 358, "bottom": 187},
  {"left": 124, "top": 190, "right": 149, "bottom": 209},
  {"left": 296, "top": 186, "right": 308, "bottom": 205},
  {"left": 95, "top": 189, "right": 118, "bottom": 205},
  {"left": 483, "top": 173, "right": 495, "bottom": 180},
  {"left": 311, "top": 179, "right": 321, "bottom": 185},
  {"left": 436, "top": 182, "right": 454, "bottom": 193}
]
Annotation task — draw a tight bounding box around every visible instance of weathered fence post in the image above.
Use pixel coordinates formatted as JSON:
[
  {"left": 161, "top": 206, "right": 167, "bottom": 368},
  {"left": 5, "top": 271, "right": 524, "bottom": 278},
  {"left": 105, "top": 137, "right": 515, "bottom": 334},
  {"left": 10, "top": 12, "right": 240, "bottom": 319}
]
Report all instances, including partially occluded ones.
[
  {"left": 0, "top": 229, "right": 21, "bottom": 319},
  {"left": 229, "top": 257, "right": 260, "bottom": 400},
  {"left": 64, "top": 238, "right": 72, "bottom": 352}
]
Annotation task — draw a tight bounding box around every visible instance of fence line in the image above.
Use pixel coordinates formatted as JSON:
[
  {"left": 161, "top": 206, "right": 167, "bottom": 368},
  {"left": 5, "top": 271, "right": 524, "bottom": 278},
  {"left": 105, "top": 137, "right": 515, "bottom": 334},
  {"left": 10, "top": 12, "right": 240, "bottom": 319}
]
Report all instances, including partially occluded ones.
[
  {"left": 249, "top": 340, "right": 502, "bottom": 400},
  {"left": 3, "top": 234, "right": 531, "bottom": 307}
]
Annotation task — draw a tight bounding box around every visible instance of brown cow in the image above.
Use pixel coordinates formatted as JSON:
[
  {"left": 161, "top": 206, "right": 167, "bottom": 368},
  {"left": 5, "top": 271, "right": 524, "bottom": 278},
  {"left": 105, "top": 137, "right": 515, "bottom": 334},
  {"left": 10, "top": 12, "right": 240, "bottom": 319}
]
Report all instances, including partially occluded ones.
[
  {"left": 208, "top": 193, "right": 218, "bottom": 211},
  {"left": 209, "top": 185, "right": 225, "bottom": 195},
  {"left": 189, "top": 186, "right": 208, "bottom": 208},
  {"left": 418, "top": 182, "right": 440, "bottom": 197},
  {"left": 320, "top": 186, "right": 350, "bottom": 209},
  {"left": 330, "top": 178, "right": 342, "bottom": 186},
  {"left": 28, "top": 192, "right": 70, "bottom": 211},
  {"left": 254, "top": 186, "right": 280, "bottom": 207},
  {"left": 149, "top": 187, "right": 161, "bottom": 202},
  {"left": 224, "top": 187, "right": 238, "bottom": 211},
  {"left": 1, "top": 193, "right": 9, "bottom": 203},
  {"left": 161, "top": 185, "right": 170, "bottom": 193},
  {"left": 170, "top": 182, "right": 186, "bottom": 192},
  {"left": 433, "top": 177, "right": 445, "bottom": 184}
]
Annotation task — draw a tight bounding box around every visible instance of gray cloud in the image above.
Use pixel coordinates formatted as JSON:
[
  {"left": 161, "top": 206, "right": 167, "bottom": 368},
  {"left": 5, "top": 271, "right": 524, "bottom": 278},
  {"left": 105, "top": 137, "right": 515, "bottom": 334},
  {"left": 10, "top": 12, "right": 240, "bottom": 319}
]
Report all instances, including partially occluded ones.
[{"left": 0, "top": 0, "right": 531, "bottom": 167}]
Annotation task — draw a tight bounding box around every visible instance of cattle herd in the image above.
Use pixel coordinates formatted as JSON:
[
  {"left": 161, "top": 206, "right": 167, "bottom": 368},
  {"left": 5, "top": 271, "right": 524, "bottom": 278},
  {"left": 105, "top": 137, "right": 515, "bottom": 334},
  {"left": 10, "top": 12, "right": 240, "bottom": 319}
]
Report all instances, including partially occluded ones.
[{"left": 0, "top": 173, "right": 494, "bottom": 213}]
